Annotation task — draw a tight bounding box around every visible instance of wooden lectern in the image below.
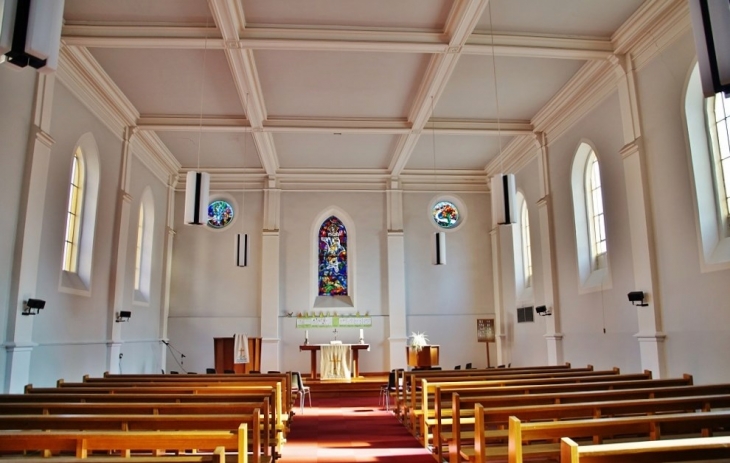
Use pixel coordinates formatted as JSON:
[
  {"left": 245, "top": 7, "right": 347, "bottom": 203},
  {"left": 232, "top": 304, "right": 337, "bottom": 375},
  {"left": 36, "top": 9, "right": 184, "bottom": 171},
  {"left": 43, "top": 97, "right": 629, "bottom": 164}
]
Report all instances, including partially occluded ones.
[
  {"left": 213, "top": 336, "right": 262, "bottom": 374},
  {"left": 406, "top": 345, "right": 439, "bottom": 368}
]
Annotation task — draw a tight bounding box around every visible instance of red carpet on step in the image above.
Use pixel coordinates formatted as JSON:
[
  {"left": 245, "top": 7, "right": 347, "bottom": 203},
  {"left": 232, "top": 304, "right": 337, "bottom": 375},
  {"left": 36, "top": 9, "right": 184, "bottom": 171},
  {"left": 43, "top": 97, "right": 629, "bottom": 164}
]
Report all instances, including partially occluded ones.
[{"left": 280, "top": 396, "right": 436, "bottom": 463}]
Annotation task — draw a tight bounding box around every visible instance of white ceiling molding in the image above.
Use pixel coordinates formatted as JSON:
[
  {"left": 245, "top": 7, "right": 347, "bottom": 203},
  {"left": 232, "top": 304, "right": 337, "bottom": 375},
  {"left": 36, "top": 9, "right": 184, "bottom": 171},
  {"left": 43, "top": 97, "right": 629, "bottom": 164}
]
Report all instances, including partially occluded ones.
[
  {"left": 485, "top": 134, "right": 540, "bottom": 177},
  {"left": 389, "top": 0, "right": 490, "bottom": 177},
  {"left": 136, "top": 116, "right": 532, "bottom": 136},
  {"left": 131, "top": 132, "right": 182, "bottom": 185},
  {"left": 57, "top": 46, "right": 138, "bottom": 140},
  {"left": 464, "top": 34, "right": 613, "bottom": 61},
  {"left": 494, "top": 0, "right": 689, "bottom": 177},
  {"left": 209, "top": 0, "right": 279, "bottom": 177}
]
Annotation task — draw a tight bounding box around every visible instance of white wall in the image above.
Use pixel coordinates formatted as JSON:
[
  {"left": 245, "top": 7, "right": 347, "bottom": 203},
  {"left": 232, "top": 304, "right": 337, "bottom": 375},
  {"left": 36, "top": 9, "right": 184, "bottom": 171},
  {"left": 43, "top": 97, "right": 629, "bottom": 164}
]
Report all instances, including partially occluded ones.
[
  {"left": 28, "top": 82, "right": 122, "bottom": 384},
  {"left": 403, "top": 192, "right": 494, "bottom": 369},
  {"left": 637, "top": 30, "right": 730, "bottom": 383},
  {"left": 546, "top": 91, "right": 641, "bottom": 373},
  {"left": 168, "top": 189, "right": 263, "bottom": 374},
  {"left": 511, "top": 158, "right": 550, "bottom": 367},
  {"left": 278, "top": 192, "right": 387, "bottom": 375},
  {"left": 0, "top": 65, "right": 37, "bottom": 387}
]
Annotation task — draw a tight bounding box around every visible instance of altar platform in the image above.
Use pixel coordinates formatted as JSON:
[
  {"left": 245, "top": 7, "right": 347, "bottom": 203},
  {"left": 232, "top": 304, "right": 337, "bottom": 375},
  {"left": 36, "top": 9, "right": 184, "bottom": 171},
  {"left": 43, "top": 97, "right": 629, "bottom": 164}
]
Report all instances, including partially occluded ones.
[{"left": 304, "top": 372, "right": 387, "bottom": 398}]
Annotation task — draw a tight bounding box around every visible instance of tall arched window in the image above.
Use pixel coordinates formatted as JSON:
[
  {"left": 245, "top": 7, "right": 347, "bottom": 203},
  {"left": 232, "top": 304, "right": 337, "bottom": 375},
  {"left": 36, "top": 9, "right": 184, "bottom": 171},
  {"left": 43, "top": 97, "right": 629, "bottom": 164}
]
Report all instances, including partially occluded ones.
[
  {"left": 571, "top": 141, "right": 611, "bottom": 291},
  {"left": 521, "top": 200, "right": 533, "bottom": 288},
  {"left": 62, "top": 148, "right": 84, "bottom": 273},
  {"left": 683, "top": 64, "right": 730, "bottom": 270},
  {"left": 134, "top": 205, "right": 145, "bottom": 291},
  {"left": 60, "top": 133, "right": 100, "bottom": 295},
  {"left": 709, "top": 93, "right": 730, "bottom": 226},
  {"left": 134, "top": 188, "right": 155, "bottom": 302},
  {"left": 318, "top": 216, "right": 348, "bottom": 296},
  {"left": 586, "top": 150, "right": 607, "bottom": 269}
]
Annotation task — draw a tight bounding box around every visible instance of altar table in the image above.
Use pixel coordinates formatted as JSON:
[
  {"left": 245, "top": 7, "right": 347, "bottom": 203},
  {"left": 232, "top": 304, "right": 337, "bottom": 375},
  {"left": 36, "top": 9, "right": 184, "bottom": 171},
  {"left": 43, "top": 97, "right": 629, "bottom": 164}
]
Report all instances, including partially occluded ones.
[{"left": 300, "top": 344, "right": 370, "bottom": 379}]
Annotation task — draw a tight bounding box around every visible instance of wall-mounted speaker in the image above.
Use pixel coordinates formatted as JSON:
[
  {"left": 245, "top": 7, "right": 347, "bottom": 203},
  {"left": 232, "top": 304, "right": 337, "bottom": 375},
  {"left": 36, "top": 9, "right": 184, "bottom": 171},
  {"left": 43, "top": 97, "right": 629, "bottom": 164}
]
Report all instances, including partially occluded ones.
[
  {"left": 434, "top": 232, "right": 446, "bottom": 265},
  {"left": 236, "top": 233, "right": 248, "bottom": 267}
]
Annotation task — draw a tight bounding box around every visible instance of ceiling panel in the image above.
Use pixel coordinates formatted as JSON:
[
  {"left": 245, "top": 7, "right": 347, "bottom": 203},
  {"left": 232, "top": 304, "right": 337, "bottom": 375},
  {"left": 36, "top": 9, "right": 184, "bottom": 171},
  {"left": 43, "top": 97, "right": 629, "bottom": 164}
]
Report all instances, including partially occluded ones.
[
  {"left": 476, "top": 0, "right": 645, "bottom": 37},
  {"left": 157, "top": 132, "right": 259, "bottom": 169},
  {"left": 275, "top": 133, "right": 397, "bottom": 170},
  {"left": 407, "top": 134, "right": 511, "bottom": 171},
  {"left": 90, "top": 48, "right": 244, "bottom": 117},
  {"left": 64, "top": 0, "right": 212, "bottom": 25},
  {"left": 241, "top": 0, "right": 453, "bottom": 30},
  {"left": 256, "top": 50, "right": 430, "bottom": 119},
  {"left": 438, "top": 55, "right": 585, "bottom": 120}
]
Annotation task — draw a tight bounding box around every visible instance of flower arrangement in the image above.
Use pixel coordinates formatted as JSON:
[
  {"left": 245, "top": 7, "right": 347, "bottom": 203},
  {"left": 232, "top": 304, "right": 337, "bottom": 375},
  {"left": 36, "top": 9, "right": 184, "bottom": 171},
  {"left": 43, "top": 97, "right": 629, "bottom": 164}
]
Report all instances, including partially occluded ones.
[{"left": 409, "top": 331, "right": 429, "bottom": 352}]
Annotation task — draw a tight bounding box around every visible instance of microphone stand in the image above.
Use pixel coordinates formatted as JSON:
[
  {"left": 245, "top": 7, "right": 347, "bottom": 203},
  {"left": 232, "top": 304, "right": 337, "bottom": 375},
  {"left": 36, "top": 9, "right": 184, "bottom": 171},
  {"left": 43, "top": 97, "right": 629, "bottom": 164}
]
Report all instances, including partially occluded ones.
[{"left": 161, "top": 340, "right": 188, "bottom": 373}]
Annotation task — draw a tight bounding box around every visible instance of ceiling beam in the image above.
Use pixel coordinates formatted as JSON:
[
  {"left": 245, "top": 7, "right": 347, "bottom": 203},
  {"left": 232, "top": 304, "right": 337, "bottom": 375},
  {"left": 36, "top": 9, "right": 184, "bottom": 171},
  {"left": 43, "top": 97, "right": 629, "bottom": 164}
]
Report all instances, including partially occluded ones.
[
  {"left": 137, "top": 116, "right": 533, "bottom": 136},
  {"left": 207, "top": 0, "right": 278, "bottom": 176},
  {"left": 389, "top": 0, "right": 490, "bottom": 176},
  {"left": 62, "top": 24, "right": 612, "bottom": 60}
]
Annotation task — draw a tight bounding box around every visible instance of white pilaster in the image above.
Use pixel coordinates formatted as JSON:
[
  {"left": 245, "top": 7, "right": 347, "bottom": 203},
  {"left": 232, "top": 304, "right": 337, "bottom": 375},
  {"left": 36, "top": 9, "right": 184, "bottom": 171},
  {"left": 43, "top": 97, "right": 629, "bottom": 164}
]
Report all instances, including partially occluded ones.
[
  {"left": 260, "top": 180, "right": 281, "bottom": 371},
  {"left": 613, "top": 54, "right": 666, "bottom": 377},
  {"left": 535, "top": 133, "right": 563, "bottom": 365},
  {"left": 106, "top": 127, "right": 136, "bottom": 372},
  {"left": 490, "top": 223, "right": 517, "bottom": 367},
  {"left": 386, "top": 180, "right": 408, "bottom": 369},
  {"left": 4, "top": 74, "right": 55, "bottom": 393},
  {"left": 158, "top": 173, "right": 178, "bottom": 368}
]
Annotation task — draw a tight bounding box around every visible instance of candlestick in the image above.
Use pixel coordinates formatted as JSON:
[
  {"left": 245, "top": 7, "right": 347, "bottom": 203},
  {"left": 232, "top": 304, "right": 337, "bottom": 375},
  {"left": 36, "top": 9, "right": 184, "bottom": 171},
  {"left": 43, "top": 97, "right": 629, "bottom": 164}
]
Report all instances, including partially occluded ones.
[{"left": 304, "top": 330, "right": 309, "bottom": 345}]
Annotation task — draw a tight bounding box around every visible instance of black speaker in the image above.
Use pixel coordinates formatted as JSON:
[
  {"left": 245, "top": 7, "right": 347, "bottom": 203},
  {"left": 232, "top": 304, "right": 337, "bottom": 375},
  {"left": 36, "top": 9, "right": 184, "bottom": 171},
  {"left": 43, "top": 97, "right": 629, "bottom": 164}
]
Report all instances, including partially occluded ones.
[{"left": 689, "top": 0, "right": 730, "bottom": 96}]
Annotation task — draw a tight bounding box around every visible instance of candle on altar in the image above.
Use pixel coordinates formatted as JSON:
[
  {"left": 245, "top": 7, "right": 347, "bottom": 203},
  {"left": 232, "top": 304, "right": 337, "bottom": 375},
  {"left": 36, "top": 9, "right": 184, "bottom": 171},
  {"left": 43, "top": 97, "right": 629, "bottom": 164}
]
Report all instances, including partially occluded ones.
[
  {"left": 305, "top": 330, "right": 308, "bottom": 341},
  {"left": 359, "top": 329, "right": 363, "bottom": 339}
]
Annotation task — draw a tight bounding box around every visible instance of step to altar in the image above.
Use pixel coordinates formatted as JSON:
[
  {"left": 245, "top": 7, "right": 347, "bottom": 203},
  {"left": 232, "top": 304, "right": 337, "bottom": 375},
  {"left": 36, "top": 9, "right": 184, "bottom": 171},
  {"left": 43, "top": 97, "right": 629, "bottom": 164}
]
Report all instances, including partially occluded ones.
[{"left": 304, "top": 373, "right": 387, "bottom": 397}]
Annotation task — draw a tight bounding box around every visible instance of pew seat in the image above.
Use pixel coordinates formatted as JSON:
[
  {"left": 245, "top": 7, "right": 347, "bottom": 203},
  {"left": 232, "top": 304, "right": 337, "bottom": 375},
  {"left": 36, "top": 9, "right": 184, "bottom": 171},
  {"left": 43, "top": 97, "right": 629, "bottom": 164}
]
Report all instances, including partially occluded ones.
[{"left": 560, "top": 435, "right": 730, "bottom": 463}]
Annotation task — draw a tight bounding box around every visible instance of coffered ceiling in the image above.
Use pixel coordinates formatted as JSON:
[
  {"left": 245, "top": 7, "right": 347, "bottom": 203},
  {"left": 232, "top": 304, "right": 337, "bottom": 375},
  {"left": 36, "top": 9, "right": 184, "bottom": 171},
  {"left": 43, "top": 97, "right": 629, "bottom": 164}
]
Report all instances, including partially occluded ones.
[{"left": 59, "top": 0, "right": 654, "bottom": 191}]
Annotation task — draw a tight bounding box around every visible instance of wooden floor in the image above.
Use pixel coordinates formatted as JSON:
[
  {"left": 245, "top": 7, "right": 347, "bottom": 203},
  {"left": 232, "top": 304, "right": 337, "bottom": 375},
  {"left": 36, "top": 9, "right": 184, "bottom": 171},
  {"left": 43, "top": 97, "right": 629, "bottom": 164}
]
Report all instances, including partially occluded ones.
[{"left": 304, "top": 373, "right": 387, "bottom": 397}]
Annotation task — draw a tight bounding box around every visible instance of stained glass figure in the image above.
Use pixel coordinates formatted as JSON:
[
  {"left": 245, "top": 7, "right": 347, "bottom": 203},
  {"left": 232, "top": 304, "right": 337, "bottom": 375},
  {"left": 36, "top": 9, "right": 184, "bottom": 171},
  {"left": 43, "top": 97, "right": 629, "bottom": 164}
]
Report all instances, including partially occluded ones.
[
  {"left": 433, "top": 200, "right": 460, "bottom": 229},
  {"left": 318, "top": 216, "right": 348, "bottom": 296},
  {"left": 207, "top": 200, "right": 234, "bottom": 229}
]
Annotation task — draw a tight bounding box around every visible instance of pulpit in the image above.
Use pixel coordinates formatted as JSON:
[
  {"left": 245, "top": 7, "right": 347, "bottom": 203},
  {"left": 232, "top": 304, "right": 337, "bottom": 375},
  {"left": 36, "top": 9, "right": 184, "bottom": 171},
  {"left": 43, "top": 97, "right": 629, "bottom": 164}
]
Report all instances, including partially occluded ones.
[
  {"left": 213, "top": 336, "right": 262, "bottom": 373},
  {"left": 406, "top": 345, "right": 439, "bottom": 368}
]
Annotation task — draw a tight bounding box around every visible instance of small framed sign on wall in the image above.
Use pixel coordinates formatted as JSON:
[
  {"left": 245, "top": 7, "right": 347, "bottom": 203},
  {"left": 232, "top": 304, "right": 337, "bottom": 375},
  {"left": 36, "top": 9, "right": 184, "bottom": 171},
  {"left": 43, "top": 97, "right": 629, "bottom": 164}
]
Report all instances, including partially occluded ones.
[
  {"left": 477, "top": 318, "right": 495, "bottom": 342},
  {"left": 477, "top": 318, "right": 495, "bottom": 367}
]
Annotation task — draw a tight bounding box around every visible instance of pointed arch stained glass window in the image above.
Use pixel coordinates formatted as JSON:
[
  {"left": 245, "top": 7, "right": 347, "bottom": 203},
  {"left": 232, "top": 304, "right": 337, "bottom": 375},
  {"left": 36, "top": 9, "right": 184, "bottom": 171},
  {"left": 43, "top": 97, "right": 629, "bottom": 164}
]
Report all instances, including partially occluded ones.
[{"left": 318, "top": 216, "right": 348, "bottom": 296}]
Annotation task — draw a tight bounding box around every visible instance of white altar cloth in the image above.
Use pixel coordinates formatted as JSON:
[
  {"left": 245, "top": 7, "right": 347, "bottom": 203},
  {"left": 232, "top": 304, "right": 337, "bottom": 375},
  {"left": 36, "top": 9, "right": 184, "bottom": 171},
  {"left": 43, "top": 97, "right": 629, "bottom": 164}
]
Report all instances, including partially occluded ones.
[{"left": 320, "top": 344, "right": 352, "bottom": 380}]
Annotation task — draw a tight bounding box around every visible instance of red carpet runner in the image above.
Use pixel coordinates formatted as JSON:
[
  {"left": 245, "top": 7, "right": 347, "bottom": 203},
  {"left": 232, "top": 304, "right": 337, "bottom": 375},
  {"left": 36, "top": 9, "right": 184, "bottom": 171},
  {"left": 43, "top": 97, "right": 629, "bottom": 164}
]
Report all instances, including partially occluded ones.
[{"left": 280, "top": 396, "right": 436, "bottom": 463}]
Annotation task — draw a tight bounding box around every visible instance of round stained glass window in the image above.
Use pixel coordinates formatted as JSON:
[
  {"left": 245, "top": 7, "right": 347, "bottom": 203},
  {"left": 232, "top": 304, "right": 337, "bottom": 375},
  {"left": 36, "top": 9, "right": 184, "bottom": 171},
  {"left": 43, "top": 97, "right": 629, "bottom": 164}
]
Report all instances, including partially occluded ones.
[
  {"left": 432, "top": 200, "right": 460, "bottom": 229},
  {"left": 207, "top": 200, "right": 234, "bottom": 229}
]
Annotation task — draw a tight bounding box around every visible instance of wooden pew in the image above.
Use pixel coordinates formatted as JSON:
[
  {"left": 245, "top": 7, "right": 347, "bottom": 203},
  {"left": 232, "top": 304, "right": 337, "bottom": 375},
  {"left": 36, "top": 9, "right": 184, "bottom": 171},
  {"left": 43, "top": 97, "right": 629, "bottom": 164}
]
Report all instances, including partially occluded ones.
[
  {"left": 439, "top": 375, "right": 704, "bottom": 462},
  {"left": 0, "top": 446, "right": 230, "bottom": 463},
  {"left": 0, "top": 426, "right": 248, "bottom": 463},
  {"left": 0, "top": 412, "right": 263, "bottom": 463},
  {"left": 395, "top": 364, "right": 584, "bottom": 419},
  {"left": 473, "top": 407, "right": 730, "bottom": 463},
  {"left": 25, "top": 384, "right": 284, "bottom": 444},
  {"left": 560, "top": 435, "right": 730, "bottom": 462},
  {"left": 20, "top": 386, "right": 282, "bottom": 458},
  {"left": 91, "top": 373, "right": 292, "bottom": 416},
  {"left": 409, "top": 369, "right": 639, "bottom": 442},
  {"left": 0, "top": 401, "right": 271, "bottom": 460}
]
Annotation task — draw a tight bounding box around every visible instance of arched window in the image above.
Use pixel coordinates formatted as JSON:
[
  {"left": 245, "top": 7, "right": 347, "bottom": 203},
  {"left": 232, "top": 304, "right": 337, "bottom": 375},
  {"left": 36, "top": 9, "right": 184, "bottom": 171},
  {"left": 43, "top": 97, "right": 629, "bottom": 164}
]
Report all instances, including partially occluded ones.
[
  {"left": 62, "top": 148, "right": 84, "bottom": 273},
  {"left": 134, "top": 205, "right": 145, "bottom": 291},
  {"left": 521, "top": 200, "right": 533, "bottom": 288},
  {"left": 59, "top": 133, "right": 100, "bottom": 296},
  {"left": 708, "top": 93, "right": 730, "bottom": 226},
  {"left": 683, "top": 64, "right": 730, "bottom": 270},
  {"left": 586, "top": 150, "right": 607, "bottom": 269},
  {"left": 318, "top": 216, "right": 348, "bottom": 296},
  {"left": 134, "top": 188, "right": 155, "bottom": 302},
  {"left": 571, "top": 142, "right": 611, "bottom": 291}
]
